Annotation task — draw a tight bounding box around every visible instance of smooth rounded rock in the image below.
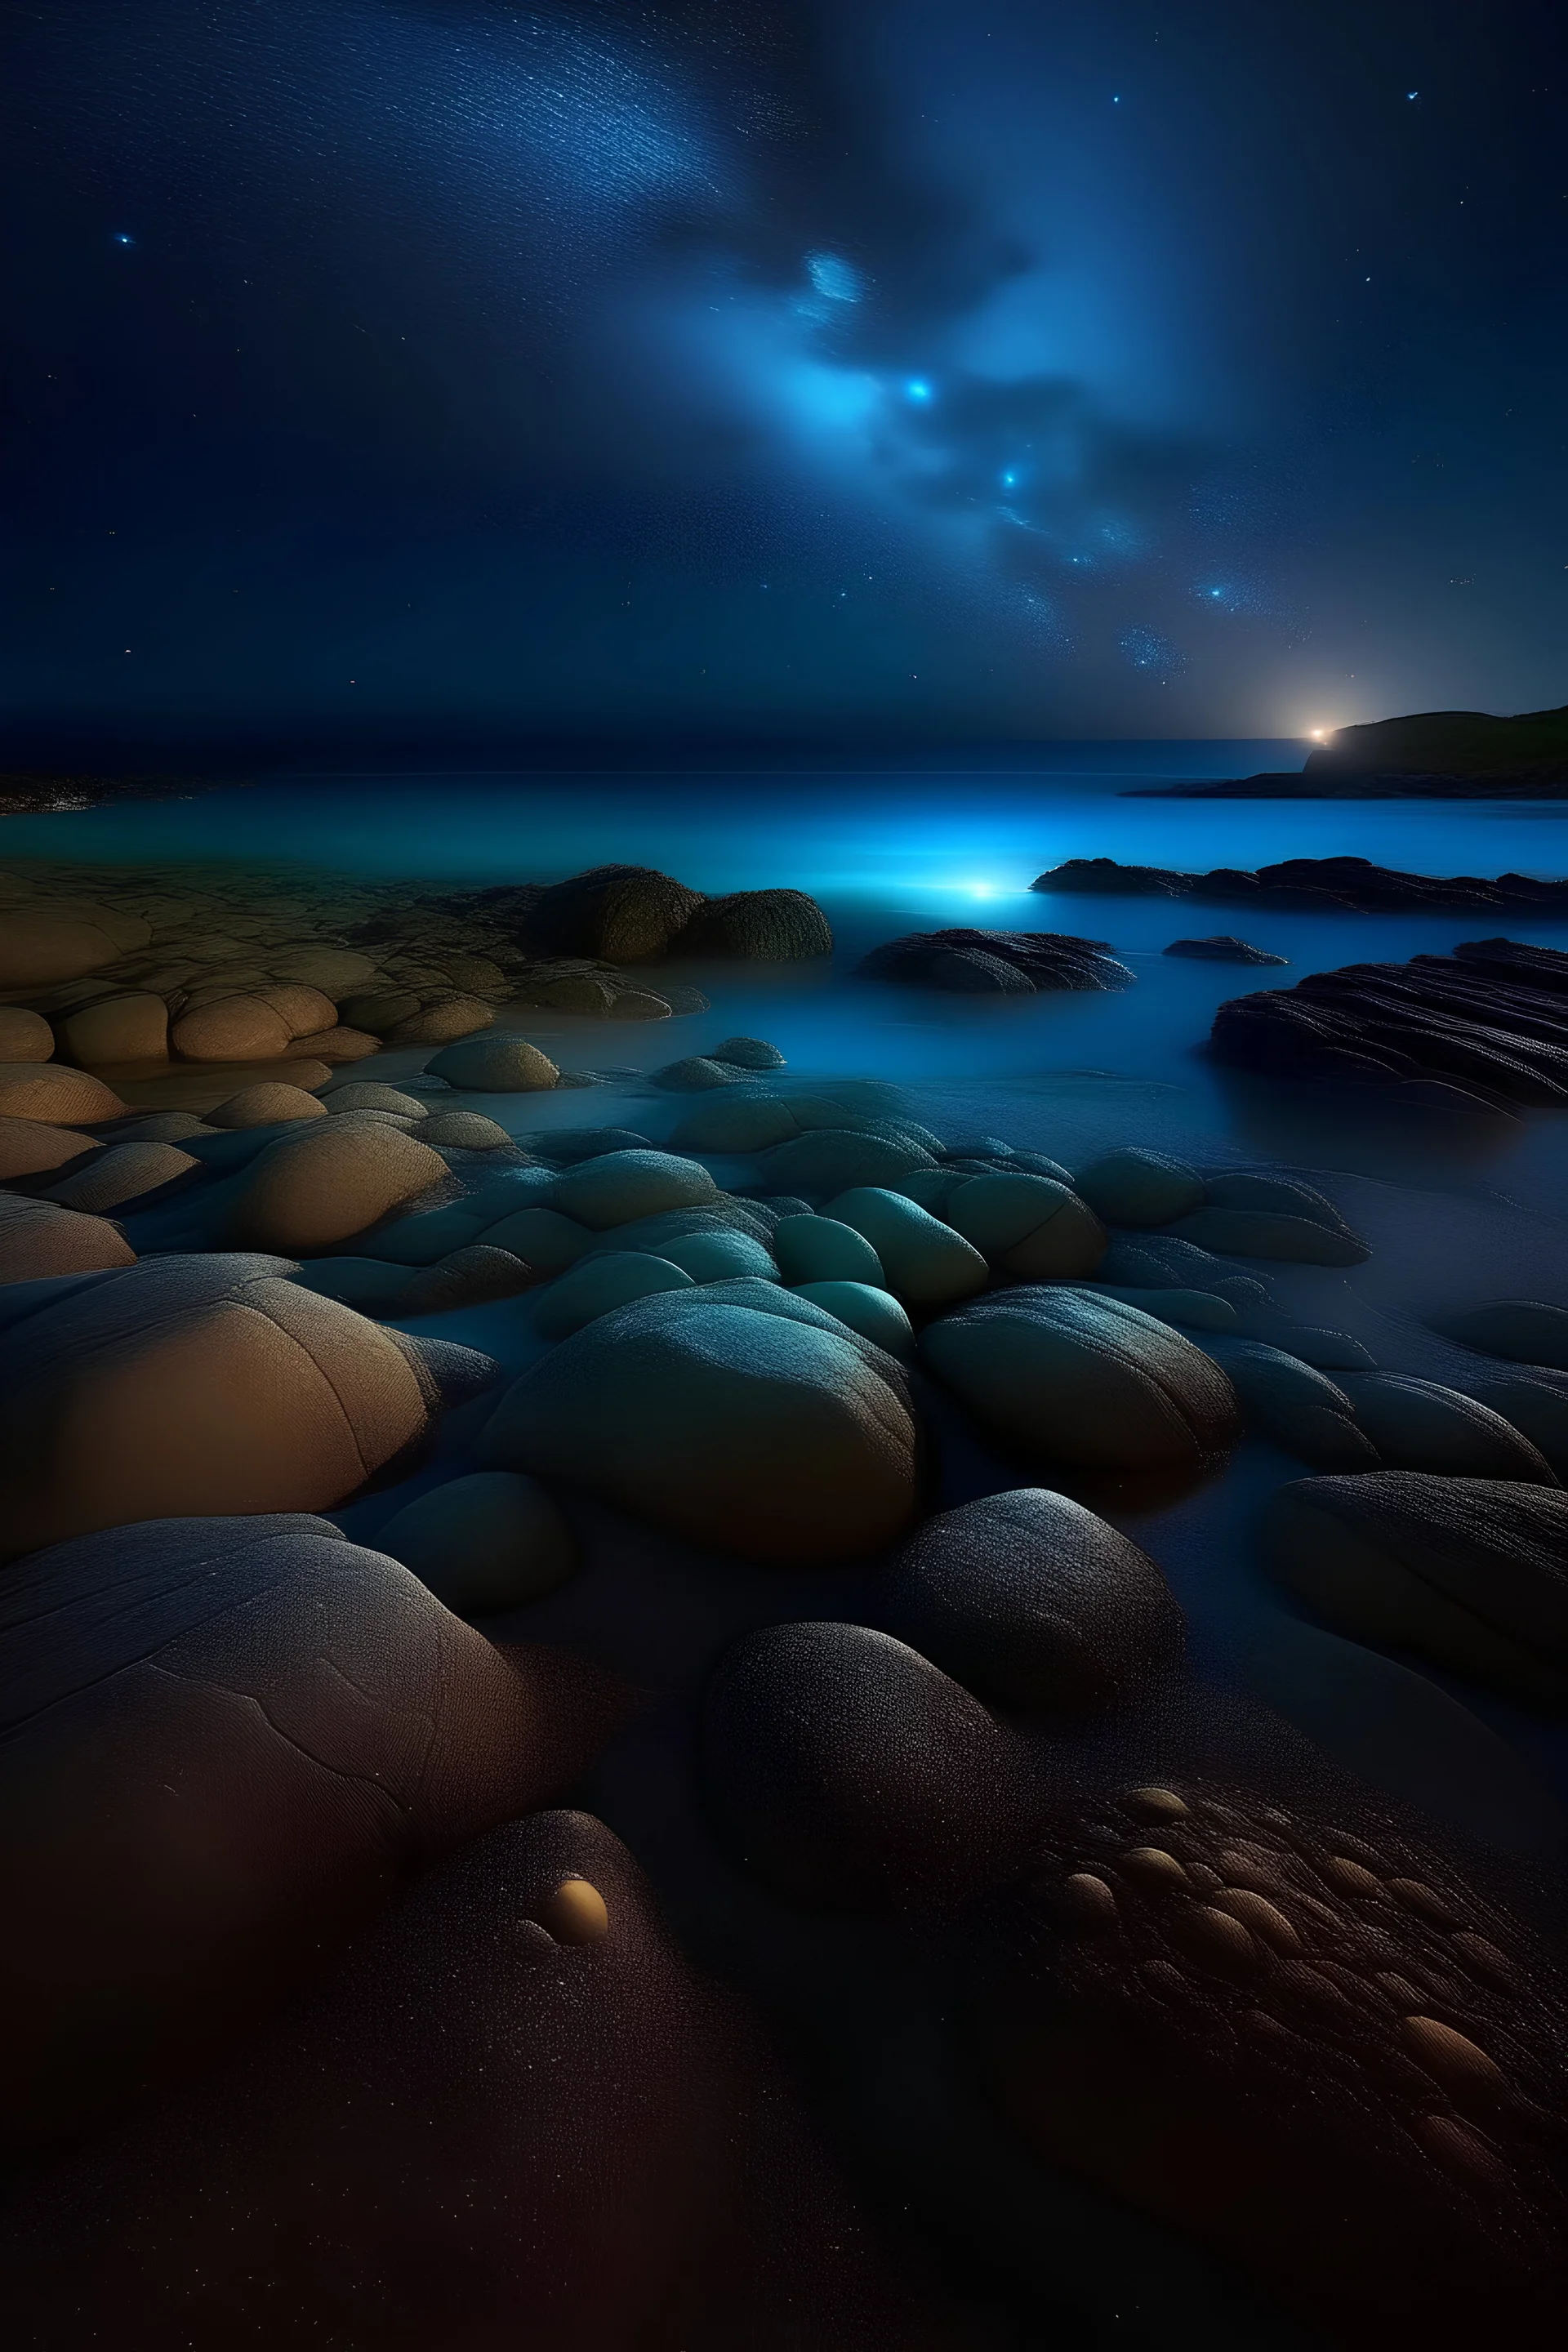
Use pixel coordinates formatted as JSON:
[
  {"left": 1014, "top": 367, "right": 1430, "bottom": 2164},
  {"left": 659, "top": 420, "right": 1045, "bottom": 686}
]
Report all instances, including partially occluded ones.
[
  {"left": 1204, "top": 1340, "right": 1378, "bottom": 1468},
  {"left": 479, "top": 1205, "right": 594, "bottom": 1275},
  {"left": 942, "top": 1171, "right": 1107, "bottom": 1279},
  {"left": 791, "top": 1279, "right": 915, "bottom": 1358},
  {"left": 760, "top": 1128, "right": 936, "bottom": 1196},
  {"left": 1439, "top": 1299, "right": 1568, "bottom": 1368},
  {"left": 702, "top": 1620, "right": 1021, "bottom": 1907},
  {"left": 0, "top": 909, "right": 127, "bottom": 988},
  {"left": 375, "top": 1472, "right": 579, "bottom": 1614},
  {"left": 532, "top": 1250, "right": 696, "bottom": 1340},
  {"left": 0, "top": 1063, "right": 125, "bottom": 1124},
  {"left": 207, "top": 1082, "right": 328, "bottom": 1129},
  {"left": 480, "top": 1285, "right": 918, "bottom": 1565},
  {"left": 653, "top": 1055, "right": 739, "bottom": 1091},
  {"left": 772, "top": 1213, "right": 886, "bottom": 1288},
  {"left": 0, "top": 1007, "right": 55, "bottom": 1062},
  {"left": 46, "top": 1141, "right": 197, "bottom": 1212},
  {"left": 682, "top": 889, "right": 832, "bottom": 959},
  {"left": 880, "top": 1487, "right": 1185, "bottom": 1713},
  {"left": 0, "top": 1193, "right": 136, "bottom": 1283},
  {"left": 425, "top": 1036, "right": 559, "bottom": 1091},
  {"left": 385, "top": 996, "right": 494, "bottom": 1045},
  {"left": 323, "top": 1084, "right": 430, "bottom": 1118},
  {"left": 709, "top": 1036, "right": 786, "bottom": 1069},
  {"left": 396, "top": 1245, "right": 538, "bottom": 1315},
  {"left": 0, "top": 1254, "right": 437, "bottom": 1558},
  {"left": 549, "top": 1148, "right": 717, "bottom": 1230},
  {"left": 57, "top": 991, "right": 169, "bottom": 1065},
  {"left": 667, "top": 1096, "right": 800, "bottom": 1152},
  {"left": 225, "top": 1121, "right": 448, "bottom": 1255},
  {"left": 923, "top": 1287, "right": 1240, "bottom": 1474},
  {"left": 418, "top": 1110, "right": 511, "bottom": 1149},
  {"left": 1166, "top": 1206, "right": 1370, "bottom": 1266},
  {"left": 1074, "top": 1148, "right": 1207, "bottom": 1227},
  {"left": 0, "top": 1116, "right": 94, "bottom": 1180},
  {"left": 657, "top": 1227, "right": 777, "bottom": 1281},
  {"left": 825, "top": 1186, "right": 990, "bottom": 1309},
  {"left": 1339, "top": 1374, "right": 1557, "bottom": 1481}
]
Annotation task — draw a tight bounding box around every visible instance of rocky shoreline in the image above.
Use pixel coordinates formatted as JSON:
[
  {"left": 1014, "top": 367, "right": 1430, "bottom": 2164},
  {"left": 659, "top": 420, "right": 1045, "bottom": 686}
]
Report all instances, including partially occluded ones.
[
  {"left": 1036, "top": 853, "right": 1568, "bottom": 913},
  {"left": 4, "top": 845, "right": 1568, "bottom": 2344}
]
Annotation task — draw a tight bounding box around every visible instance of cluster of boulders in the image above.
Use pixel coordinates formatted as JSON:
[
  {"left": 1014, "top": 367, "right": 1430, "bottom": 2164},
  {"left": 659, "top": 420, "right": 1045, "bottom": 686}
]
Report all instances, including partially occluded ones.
[
  {"left": 1209, "top": 938, "right": 1568, "bottom": 1110},
  {"left": 858, "top": 925, "right": 1132, "bottom": 993},
  {"left": 1036, "top": 853, "right": 1568, "bottom": 912}
]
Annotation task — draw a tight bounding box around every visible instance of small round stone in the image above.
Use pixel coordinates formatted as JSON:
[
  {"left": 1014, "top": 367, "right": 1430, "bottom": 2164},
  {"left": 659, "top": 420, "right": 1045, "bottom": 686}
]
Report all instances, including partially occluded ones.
[
  {"left": 1402, "top": 2016, "right": 1507, "bottom": 2096},
  {"left": 537, "top": 1877, "right": 610, "bottom": 1945},
  {"left": 1120, "top": 1846, "right": 1190, "bottom": 1893},
  {"left": 1321, "top": 1855, "right": 1384, "bottom": 1899},
  {"left": 1213, "top": 1889, "right": 1300, "bottom": 1952},
  {"left": 1388, "top": 1878, "right": 1461, "bottom": 1925},
  {"left": 1167, "top": 1901, "right": 1260, "bottom": 1973},
  {"left": 1061, "top": 1872, "right": 1120, "bottom": 1931},
  {"left": 1122, "top": 1785, "right": 1190, "bottom": 1823}
]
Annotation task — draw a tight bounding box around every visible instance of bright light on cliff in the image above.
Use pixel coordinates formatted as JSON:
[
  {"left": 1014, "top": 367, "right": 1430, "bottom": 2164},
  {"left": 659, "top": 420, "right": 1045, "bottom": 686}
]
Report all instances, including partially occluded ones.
[{"left": 1307, "top": 728, "right": 1327, "bottom": 740}]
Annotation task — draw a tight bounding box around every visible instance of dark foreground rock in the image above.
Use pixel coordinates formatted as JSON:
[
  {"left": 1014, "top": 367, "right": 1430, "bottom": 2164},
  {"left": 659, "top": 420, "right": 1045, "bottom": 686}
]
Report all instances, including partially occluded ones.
[
  {"left": 858, "top": 927, "right": 1134, "bottom": 992},
  {"left": 1209, "top": 938, "right": 1568, "bottom": 1105},
  {"left": 1036, "top": 853, "right": 1568, "bottom": 913},
  {"left": 1165, "top": 935, "right": 1289, "bottom": 964}
]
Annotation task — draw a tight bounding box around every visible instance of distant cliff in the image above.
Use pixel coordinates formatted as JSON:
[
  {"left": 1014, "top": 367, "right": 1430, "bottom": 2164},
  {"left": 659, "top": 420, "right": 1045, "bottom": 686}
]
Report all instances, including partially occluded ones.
[{"left": 1132, "top": 702, "right": 1568, "bottom": 798}]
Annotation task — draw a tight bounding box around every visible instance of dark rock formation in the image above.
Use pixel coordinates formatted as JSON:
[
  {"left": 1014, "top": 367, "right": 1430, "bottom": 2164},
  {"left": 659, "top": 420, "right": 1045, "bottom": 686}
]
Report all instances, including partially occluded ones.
[
  {"left": 1036, "top": 853, "right": 1568, "bottom": 913},
  {"left": 1129, "top": 703, "right": 1568, "bottom": 797},
  {"left": 682, "top": 888, "right": 833, "bottom": 958},
  {"left": 1209, "top": 939, "right": 1568, "bottom": 1104},
  {"left": 858, "top": 927, "right": 1134, "bottom": 992},
  {"left": 1165, "top": 935, "right": 1289, "bottom": 964}
]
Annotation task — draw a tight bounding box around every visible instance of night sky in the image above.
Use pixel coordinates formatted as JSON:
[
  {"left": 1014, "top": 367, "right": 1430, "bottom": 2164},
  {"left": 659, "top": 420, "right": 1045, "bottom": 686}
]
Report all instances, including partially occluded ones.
[{"left": 3, "top": 0, "right": 1566, "bottom": 758}]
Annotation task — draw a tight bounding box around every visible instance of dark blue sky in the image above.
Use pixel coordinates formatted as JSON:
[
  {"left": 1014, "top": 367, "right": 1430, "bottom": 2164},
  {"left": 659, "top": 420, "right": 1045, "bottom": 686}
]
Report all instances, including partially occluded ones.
[{"left": 3, "top": 0, "right": 1566, "bottom": 756}]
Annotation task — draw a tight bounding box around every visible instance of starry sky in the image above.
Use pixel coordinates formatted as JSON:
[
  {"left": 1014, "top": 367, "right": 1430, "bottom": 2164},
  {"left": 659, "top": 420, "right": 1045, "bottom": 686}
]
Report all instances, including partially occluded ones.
[{"left": 2, "top": 0, "right": 1566, "bottom": 760}]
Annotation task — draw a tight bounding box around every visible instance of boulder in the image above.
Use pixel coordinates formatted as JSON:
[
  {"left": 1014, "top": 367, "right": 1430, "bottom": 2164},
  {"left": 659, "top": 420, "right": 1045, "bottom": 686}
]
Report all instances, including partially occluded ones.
[
  {"left": 880, "top": 1487, "right": 1184, "bottom": 1712},
  {"left": 683, "top": 889, "right": 832, "bottom": 959},
  {"left": 1165, "top": 1206, "right": 1370, "bottom": 1265},
  {"left": 702, "top": 1620, "right": 1024, "bottom": 1907},
  {"left": 375, "top": 1472, "right": 578, "bottom": 1615},
  {"left": 940, "top": 1171, "right": 1107, "bottom": 1279},
  {"left": 207, "top": 1082, "right": 328, "bottom": 1129},
  {"left": 0, "top": 1193, "right": 136, "bottom": 1283},
  {"left": 653, "top": 1055, "right": 740, "bottom": 1091},
  {"left": 759, "top": 1128, "right": 936, "bottom": 1196},
  {"left": 0, "top": 1117, "right": 93, "bottom": 1181},
  {"left": 1438, "top": 1299, "right": 1568, "bottom": 1367},
  {"left": 710, "top": 1036, "right": 786, "bottom": 1069},
  {"left": 0, "top": 1063, "right": 125, "bottom": 1123},
  {"left": 283, "top": 1024, "right": 380, "bottom": 1062},
  {"left": 791, "top": 1279, "right": 915, "bottom": 1358},
  {"left": 396, "top": 1245, "right": 538, "bottom": 1315},
  {"left": 522, "top": 865, "right": 704, "bottom": 960},
  {"left": 1468, "top": 1366, "right": 1568, "bottom": 1479},
  {"left": 922, "top": 1288, "right": 1240, "bottom": 1474},
  {"left": 549, "top": 1148, "right": 717, "bottom": 1230},
  {"left": 529, "top": 1127, "right": 656, "bottom": 1164},
  {"left": 0, "top": 1255, "right": 442, "bottom": 1558},
  {"left": 772, "top": 1213, "right": 885, "bottom": 1288},
  {"left": 416, "top": 1109, "right": 511, "bottom": 1148},
  {"left": 46, "top": 1141, "right": 197, "bottom": 1212},
  {"left": 669, "top": 1096, "right": 800, "bottom": 1151},
  {"left": 1201, "top": 1339, "right": 1377, "bottom": 1468},
  {"left": 1264, "top": 1472, "right": 1568, "bottom": 1702},
  {"left": 1164, "top": 935, "right": 1288, "bottom": 964},
  {"left": 225, "top": 1122, "right": 448, "bottom": 1254},
  {"left": 57, "top": 991, "right": 169, "bottom": 1064},
  {"left": 480, "top": 1283, "right": 918, "bottom": 1565},
  {"left": 657, "top": 1228, "right": 777, "bottom": 1282},
  {"left": 385, "top": 996, "right": 495, "bottom": 1045},
  {"left": 1200, "top": 1170, "right": 1359, "bottom": 1232},
  {"left": 825, "top": 1187, "right": 990, "bottom": 1309},
  {"left": 338, "top": 988, "right": 421, "bottom": 1032},
  {"left": 0, "top": 1007, "right": 54, "bottom": 1062},
  {"left": 858, "top": 928, "right": 1131, "bottom": 991},
  {"left": 1073, "top": 1147, "right": 1206, "bottom": 1227},
  {"left": 268, "top": 947, "right": 377, "bottom": 992},
  {"left": 170, "top": 986, "right": 336, "bottom": 1062},
  {"left": 425, "top": 1035, "right": 560, "bottom": 1091},
  {"left": 532, "top": 1250, "right": 696, "bottom": 1341},
  {"left": 1338, "top": 1373, "right": 1557, "bottom": 1481},
  {"left": 1094, "top": 1285, "right": 1240, "bottom": 1334},
  {"left": 479, "top": 1205, "right": 594, "bottom": 1275},
  {"left": 0, "top": 1517, "right": 613, "bottom": 2145},
  {"left": 606, "top": 985, "right": 673, "bottom": 1020},
  {"left": 323, "top": 1084, "right": 430, "bottom": 1116}
]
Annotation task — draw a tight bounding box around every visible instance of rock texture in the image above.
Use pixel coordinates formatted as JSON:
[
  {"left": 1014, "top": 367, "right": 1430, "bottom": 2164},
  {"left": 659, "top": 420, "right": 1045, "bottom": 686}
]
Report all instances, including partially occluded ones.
[
  {"left": 858, "top": 927, "right": 1134, "bottom": 992},
  {"left": 1037, "top": 853, "right": 1568, "bottom": 911}
]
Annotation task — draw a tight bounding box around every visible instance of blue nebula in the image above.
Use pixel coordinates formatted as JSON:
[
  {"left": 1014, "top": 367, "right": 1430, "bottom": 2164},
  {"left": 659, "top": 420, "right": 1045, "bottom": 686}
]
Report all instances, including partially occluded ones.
[{"left": 806, "top": 252, "right": 862, "bottom": 305}]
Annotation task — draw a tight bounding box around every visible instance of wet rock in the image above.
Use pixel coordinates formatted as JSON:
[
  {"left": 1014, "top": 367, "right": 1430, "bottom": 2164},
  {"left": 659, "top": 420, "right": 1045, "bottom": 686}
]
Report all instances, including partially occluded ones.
[
  {"left": 225, "top": 1121, "right": 448, "bottom": 1254},
  {"left": 0, "top": 1116, "right": 93, "bottom": 1180},
  {"left": 826, "top": 1186, "right": 990, "bottom": 1308},
  {"left": 383, "top": 995, "right": 494, "bottom": 1045},
  {"left": 791, "top": 1279, "right": 915, "bottom": 1358},
  {"left": 683, "top": 888, "right": 832, "bottom": 959},
  {"left": 480, "top": 1283, "right": 918, "bottom": 1565},
  {"left": 169, "top": 985, "right": 337, "bottom": 1062},
  {"left": 1200, "top": 1339, "right": 1378, "bottom": 1468},
  {"left": 0, "top": 1007, "right": 56, "bottom": 1061},
  {"left": 0, "top": 1254, "right": 440, "bottom": 1557},
  {"left": 269, "top": 947, "right": 376, "bottom": 992},
  {"left": 376, "top": 1472, "right": 578, "bottom": 1614},
  {"left": 941, "top": 1170, "right": 1107, "bottom": 1278},
  {"left": 773, "top": 1213, "right": 886, "bottom": 1287},
  {"left": 425, "top": 1036, "right": 559, "bottom": 1090},
  {"left": 652, "top": 1054, "right": 741, "bottom": 1090},
  {"left": 46, "top": 1141, "right": 197, "bottom": 1212},
  {"left": 207, "top": 1081, "right": 328, "bottom": 1129},
  {"left": 1166, "top": 1205, "right": 1370, "bottom": 1265},
  {"left": 0, "top": 1063, "right": 126, "bottom": 1123},
  {"left": 1073, "top": 1147, "right": 1207, "bottom": 1226},
  {"left": 702, "top": 1621, "right": 1023, "bottom": 1908},
  {"left": 710, "top": 1036, "right": 786, "bottom": 1068},
  {"left": 417, "top": 1110, "right": 512, "bottom": 1149},
  {"left": 522, "top": 864, "right": 705, "bottom": 960},
  {"left": 532, "top": 1250, "right": 696, "bottom": 1340},
  {"left": 529, "top": 1127, "right": 654, "bottom": 1163},
  {"left": 759, "top": 1127, "right": 937, "bottom": 1196},
  {"left": 1201, "top": 1169, "right": 1358, "bottom": 1232},
  {"left": 923, "top": 1287, "right": 1240, "bottom": 1475},
  {"left": 549, "top": 1147, "right": 717, "bottom": 1229},
  {"left": 1438, "top": 1298, "right": 1568, "bottom": 1367},
  {"left": 981, "top": 1780, "right": 1568, "bottom": 2341},
  {"left": 1264, "top": 1471, "right": 1568, "bottom": 1702},
  {"left": 1165, "top": 935, "right": 1289, "bottom": 964},
  {"left": 0, "top": 1193, "right": 137, "bottom": 1282},
  {"left": 395, "top": 1244, "right": 537, "bottom": 1315},
  {"left": 657, "top": 1227, "right": 777, "bottom": 1281},
  {"left": 858, "top": 927, "right": 1132, "bottom": 992},
  {"left": 479, "top": 1205, "right": 593, "bottom": 1275},
  {"left": 57, "top": 991, "right": 170, "bottom": 1063},
  {"left": 1338, "top": 1374, "right": 1557, "bottom": 1481},
  {"left": 880, "top": 1486, "right": 1185, "bottom": 1713},
  {"left": 0, "top": 1519, "right": 612, "bottom": 2146}
]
